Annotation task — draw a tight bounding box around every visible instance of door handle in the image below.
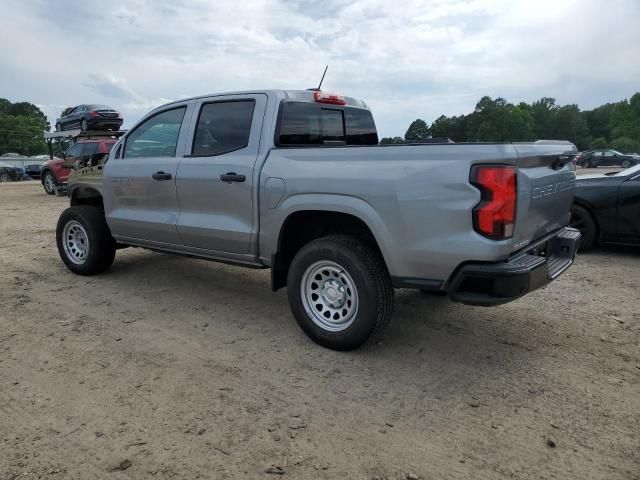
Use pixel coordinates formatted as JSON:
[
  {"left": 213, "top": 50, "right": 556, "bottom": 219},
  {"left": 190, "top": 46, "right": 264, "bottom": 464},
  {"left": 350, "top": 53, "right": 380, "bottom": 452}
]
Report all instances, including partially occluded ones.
[
  {"left": 220, "top": 172, "right": 246, "bottom": 183},
  {"left": 152, "top": 171, "right": 172, "bottom": 181}
]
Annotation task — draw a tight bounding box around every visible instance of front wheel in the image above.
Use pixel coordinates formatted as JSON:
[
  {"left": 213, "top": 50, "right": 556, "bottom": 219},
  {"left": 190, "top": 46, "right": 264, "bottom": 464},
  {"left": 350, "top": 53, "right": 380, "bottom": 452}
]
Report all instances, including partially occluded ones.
[
  {"left": 570, "top": 204, "right": 597, "bottom": 251},
  {"left": 42, "top": 171, "right": 56, "bottom": 195},
  {"left": 56, "top": 206, "right": 116, "bottom": 275},
  {"left": 287, "top": 235, "right": 393, "bottom": 350}
]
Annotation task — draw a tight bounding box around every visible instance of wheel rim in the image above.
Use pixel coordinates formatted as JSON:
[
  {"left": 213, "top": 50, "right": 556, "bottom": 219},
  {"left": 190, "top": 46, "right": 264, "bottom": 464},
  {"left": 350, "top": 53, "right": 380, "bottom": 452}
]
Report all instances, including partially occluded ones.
[
  {"left": 622, "top": 160, "right": 630, "bottom": 168},
  {"left": 0, "top": 173, "right": 9, "bottom": 182},
  {"left": 301, "top": 260, "right": 358, "bottom": 332},
  {"left": 81, "top": 120, "right": 88, "bottom": 131},
  {"left": 44, "top": 174, "right": 55, "bottom": 192},
  {"left": 62, "top": 220, "right": 90, "bottom": 265}
]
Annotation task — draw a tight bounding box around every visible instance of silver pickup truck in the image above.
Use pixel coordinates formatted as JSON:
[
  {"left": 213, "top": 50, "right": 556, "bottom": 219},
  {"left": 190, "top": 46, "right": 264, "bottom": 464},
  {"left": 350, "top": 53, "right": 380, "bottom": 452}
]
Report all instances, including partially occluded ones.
[{"left": 57, "top": 89, "right": 581, "bottom": 350}]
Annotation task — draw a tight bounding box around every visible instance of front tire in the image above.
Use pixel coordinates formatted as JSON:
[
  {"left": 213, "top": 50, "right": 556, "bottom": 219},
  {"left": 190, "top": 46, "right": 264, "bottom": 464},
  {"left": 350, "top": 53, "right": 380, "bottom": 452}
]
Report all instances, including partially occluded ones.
[
  {"left": 56, "top": 206, "right": 116, "bottom": 275},
  {"left": 287, "top": 235, "right": 393, "bottom": 351},
  {"left": 570, "top": 204, "right": 597, "bottom": 251},
  {"left": 42, "top": 171, "right": 56, "bottom": 195}
]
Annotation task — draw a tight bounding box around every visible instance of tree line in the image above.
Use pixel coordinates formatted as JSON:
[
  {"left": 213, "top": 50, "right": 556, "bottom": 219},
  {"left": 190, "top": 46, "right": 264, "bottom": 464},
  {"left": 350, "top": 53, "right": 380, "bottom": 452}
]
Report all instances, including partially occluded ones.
[
  {"left": 0, "top": 99, "right": 49, "bottom": 156},
  {"left": 381, "top": 92, "right": 640, "bottom": 153}
]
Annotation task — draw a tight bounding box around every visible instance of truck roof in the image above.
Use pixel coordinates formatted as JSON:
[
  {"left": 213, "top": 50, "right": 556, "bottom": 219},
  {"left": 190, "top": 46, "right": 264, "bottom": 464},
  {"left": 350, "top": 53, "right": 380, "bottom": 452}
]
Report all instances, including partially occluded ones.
[{"left": 157, "top": 89, "right": 370, "bottom": 111}]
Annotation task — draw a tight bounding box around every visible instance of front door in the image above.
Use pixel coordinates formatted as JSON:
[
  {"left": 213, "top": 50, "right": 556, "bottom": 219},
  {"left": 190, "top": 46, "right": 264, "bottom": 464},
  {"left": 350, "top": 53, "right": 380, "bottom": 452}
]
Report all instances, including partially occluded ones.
[
  {"left": 617, "top": 173, "right": 640, "bottom": 242},
  {"left": 103, "top": 104, "right": 192, "bottom": 245},
  {"left": 175, "top": 94, "right": 267, "bottom": 254}
]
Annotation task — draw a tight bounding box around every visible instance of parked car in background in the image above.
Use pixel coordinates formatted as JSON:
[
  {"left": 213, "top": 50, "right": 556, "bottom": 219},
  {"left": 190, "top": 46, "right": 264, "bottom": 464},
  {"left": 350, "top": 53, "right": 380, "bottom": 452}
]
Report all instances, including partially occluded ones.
[
  {"left": 577, "top": 149, "right": 639, "bottom": 168},
  {"left": 55, "top": 105, "right": 123, "bottom": 132},
  {"left": 0, "top": 162, "right": 23, "bottom": 182},
  {"left": 24, "top": 164, "right": 43, "bottom": 179},
  {"left": 41, "top": 138, "right": 117, "bottom": 194},
  {"left": 0, "top": 152, "right": 26, "bottom": 159},
  {"left": 570, "top": 164, "right": 640, "bottom": 249}
]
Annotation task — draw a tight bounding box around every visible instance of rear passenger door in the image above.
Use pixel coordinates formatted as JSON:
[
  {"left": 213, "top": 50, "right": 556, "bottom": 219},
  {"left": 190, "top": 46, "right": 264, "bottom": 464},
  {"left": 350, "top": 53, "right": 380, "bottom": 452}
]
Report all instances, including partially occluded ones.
[
  {"left": 175, "top": 94, "right": 267, "bottom": 254},
  {"left": 103, "top": 104, "right": 192, "bottom": 245}
]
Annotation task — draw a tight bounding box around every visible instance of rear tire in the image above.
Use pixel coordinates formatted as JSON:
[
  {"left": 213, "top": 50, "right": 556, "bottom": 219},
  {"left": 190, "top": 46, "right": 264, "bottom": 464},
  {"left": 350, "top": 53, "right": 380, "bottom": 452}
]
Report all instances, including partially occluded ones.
[
  {"left": 287, "top": 235, "right": 393, "bottom": 351},
  {"left": 81, "top": 119, "right": 88, "bottom": 131},
  {"left": 621, "top": 159, "right": 631, "bottom": 168},
  {"left": 570, "top": 204, "right": 597, "bottom": 251},
  {"left": 56, "top": 206, "right": 116, "bottom": 275}
]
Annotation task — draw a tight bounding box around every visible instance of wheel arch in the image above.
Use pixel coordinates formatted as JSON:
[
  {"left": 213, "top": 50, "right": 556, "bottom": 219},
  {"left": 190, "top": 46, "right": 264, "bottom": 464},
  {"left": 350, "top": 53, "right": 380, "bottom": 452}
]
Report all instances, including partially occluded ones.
[
  {"left": 269, "top": 199, "right": 394, "bottom": 291},
  {"left": 70, "top": 186, "right": 104, "bottom": 209}
]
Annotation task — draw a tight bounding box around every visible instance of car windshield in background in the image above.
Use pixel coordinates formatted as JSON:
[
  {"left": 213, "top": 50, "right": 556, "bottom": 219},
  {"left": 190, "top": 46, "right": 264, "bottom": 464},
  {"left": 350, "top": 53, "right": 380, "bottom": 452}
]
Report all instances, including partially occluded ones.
[{"left": 614, "top": 164, "right": 640, "bottom": 176}]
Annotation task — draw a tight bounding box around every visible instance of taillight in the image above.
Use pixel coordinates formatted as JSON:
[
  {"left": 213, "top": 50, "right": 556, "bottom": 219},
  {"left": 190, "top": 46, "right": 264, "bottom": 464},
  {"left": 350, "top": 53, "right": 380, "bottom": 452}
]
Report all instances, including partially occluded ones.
[
  {"left": 88, "top": 110, "right": 98, "bottom": 117},
  {"left": 471, "top": 165, "right": 517, "bottom": 239},
  {"left": 313, "top": 91, "right": 345, "bottom": 105}
]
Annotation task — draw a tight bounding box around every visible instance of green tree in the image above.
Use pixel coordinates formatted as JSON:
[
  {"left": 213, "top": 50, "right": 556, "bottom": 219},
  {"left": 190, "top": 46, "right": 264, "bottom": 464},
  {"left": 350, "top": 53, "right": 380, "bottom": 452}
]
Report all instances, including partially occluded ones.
[
  {"left": 554, "top": 104, "right": 590, "bottom": 150},
  {"left": 611, "top": 136, "right": 640, "bottom": 153},
  {"left": 530, "top": 97, "right": 559, "bottom": 139},
  {"left": 404, "top": 119, "right": 431, "bottom": 143},
  {"left": 430, "top": 115, "right": 467, "bottom": 141},
  {"left": 590, "top": 137, "right": 608, "bottom": 149},
  {"left": 466, "top": 97, "right": 535, "bottom": 142},
  {"left": 0, "top": 98, "right": 49, "bottom": 155},
  {"left": 379, "top": 136, "right": 405, "bottom": 144}
]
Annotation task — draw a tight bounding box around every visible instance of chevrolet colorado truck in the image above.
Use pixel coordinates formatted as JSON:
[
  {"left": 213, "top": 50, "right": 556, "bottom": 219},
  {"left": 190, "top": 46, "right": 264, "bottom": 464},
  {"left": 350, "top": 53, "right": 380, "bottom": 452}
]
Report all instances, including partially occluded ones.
[{"left": 57, "top": 90, "right": 580, "bottom": 350}]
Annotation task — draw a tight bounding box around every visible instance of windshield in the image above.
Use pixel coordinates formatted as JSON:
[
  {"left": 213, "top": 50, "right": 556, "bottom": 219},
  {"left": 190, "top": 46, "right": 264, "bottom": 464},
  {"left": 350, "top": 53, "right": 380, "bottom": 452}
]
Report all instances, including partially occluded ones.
[{"left": 614, "top": 164, "right": 640, "bottom": 176}]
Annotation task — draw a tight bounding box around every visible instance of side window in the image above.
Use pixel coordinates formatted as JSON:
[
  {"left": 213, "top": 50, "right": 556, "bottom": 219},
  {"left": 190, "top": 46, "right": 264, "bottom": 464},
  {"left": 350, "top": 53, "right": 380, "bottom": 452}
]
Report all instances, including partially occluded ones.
[
  {"left": 192, "top": 100, "right": 255, "bottom": 156},
  {"left": 124, "top": 107, "right": 186, "bottom": 158},
  {"left": 66, "top": 143, "right": 84, "bottom": 158},
  {"left": 345, "top": 108, "right": 378, "bottom": 145},
  {"left": 83, "top": 142, "right": 98, "bottom": 155}
]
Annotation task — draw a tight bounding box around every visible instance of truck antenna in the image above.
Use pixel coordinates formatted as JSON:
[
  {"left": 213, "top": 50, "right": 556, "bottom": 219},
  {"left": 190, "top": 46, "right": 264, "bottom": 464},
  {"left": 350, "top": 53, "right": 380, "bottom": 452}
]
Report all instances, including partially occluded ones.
[{"left": 317, "top": 65, "right": 328, "bottom": 91}]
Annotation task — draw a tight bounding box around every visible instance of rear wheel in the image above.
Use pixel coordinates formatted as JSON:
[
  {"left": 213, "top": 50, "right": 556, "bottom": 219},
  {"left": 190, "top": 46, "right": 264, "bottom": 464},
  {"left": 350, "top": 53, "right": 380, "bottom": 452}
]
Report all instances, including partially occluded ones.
[
  {"left": 81, "top": 119, "right": 88, "bottom": 131},
  {"left": 42, "top": 171, "right": 56, "bottom": 195},
  {"left": 287, "top": 235, "right": 393, "bottom": 351},
  {"left": 621, "top": 159, "right": 631, "bottom": 168},
  {"left": 56, "top": 206, "right": 116, "bottom": 275},
  {"left": 570, "top": 204, "right": 597, "bottom": 251},
  {"left": 0, "top": 172, "right": 11, "bottom": 182}
]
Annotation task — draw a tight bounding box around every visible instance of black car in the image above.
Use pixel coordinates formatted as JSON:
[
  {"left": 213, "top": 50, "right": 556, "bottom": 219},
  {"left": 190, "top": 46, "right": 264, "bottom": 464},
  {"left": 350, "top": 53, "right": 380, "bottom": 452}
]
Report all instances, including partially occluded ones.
[
  {"left": 576, "top": 149, "right": 639, "bottom": 169},
  {"left": 55, "top": 104, "right": 123, "bottom": 132},
  {"left": 570, "top": 164, "right": 640, "bottom": 249},
  {"left": 24, "top": 164, "right": 42, "bottom": 179},
  {"left": 0, "top": 162, "right": 23, "bottom": 182}
]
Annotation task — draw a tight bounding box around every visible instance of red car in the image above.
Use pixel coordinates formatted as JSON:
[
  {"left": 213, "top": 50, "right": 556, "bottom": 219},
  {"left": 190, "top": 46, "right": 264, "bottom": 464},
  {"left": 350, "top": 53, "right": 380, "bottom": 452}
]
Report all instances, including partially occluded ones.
[{"left": 41, "top": 138, "right": 116, "bottom": 194}]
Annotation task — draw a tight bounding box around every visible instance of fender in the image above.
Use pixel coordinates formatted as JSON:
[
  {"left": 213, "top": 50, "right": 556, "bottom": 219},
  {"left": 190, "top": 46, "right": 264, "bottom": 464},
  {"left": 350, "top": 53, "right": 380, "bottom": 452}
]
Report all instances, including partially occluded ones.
[{"left": 261, "top": 192, "right": 399, "bottom": 276}]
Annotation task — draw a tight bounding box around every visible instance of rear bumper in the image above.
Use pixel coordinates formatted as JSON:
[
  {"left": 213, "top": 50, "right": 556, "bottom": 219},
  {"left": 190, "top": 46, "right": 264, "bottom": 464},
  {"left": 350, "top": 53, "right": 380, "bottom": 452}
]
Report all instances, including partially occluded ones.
[
  {"left": 447, "top": 227, "right": 581, "bottom": 306},
  {"left": 87, "top": 118, "right": 123, "bottom": 129}
]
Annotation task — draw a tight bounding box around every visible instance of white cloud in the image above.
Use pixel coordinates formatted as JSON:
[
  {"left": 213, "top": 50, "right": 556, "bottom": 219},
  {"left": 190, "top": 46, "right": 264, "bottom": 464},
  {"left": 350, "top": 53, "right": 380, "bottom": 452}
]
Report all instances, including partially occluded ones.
[{"left": 1, "top": 0, "right": 638, "bottom": 136}]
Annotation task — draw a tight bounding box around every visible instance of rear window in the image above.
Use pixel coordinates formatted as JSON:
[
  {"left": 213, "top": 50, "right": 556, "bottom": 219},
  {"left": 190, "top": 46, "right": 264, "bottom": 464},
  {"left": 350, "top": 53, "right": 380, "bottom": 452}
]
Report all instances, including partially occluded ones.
[{"left": 276, "top": 102, "right": 378, "bottom": 146}]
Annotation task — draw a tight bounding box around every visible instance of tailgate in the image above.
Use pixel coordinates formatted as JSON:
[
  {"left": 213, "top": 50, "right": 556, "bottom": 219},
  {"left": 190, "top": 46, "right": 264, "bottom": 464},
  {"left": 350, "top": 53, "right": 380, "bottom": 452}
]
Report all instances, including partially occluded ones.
[{"left": 512, "top": 142, "right": 577, "bottom": 250}]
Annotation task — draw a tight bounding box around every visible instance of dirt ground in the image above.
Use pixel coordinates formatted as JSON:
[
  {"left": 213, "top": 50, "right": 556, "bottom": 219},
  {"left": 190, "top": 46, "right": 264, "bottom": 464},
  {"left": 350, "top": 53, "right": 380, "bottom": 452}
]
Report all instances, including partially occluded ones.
[{"left": 1, "top": 180, "right": 638, "bottom": 480}]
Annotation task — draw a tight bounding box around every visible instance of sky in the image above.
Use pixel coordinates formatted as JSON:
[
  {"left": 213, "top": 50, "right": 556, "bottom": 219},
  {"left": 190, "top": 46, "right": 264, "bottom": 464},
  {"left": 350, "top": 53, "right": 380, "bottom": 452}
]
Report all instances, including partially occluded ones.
[{"left": 1, "top": 0, "right": 639, "bottom": 137}]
